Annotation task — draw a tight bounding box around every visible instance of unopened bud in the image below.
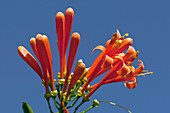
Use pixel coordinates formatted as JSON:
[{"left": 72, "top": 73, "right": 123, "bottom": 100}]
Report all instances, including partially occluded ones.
[
  {"left": 93, "top": 99, "right": 100, "bottom": 107},
  {"left": 44, "top": 93, "right": 51, "bottom": 100}
]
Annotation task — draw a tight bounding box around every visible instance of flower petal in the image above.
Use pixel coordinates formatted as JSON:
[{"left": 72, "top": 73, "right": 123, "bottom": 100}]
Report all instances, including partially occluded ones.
[
  {"left": 101, "top": 55, "right": 113, "bottom": 70},
  {"left": 123, "top": 46, "right": 138, "bottom": 65},
  {"left": 115, "top": 38, "right": 133, "bottom": 54},
  {"left": 124, "top": 77, "right": 137, "bottom": 89},
  {"left": 135, "top": 60, "right": 144, "bottom": 75},
  {"left": 91, "top": 45, "right": 106, "bottom": 54},
  {"left": 105, "top": 32, "right": 121, "bottom": 54},
  {"left": 108, "top": 31, "right": 121, "bottom": 47},
  {"left": 117, "top": 64, "right": 131, "bottom": 76},
  {"left": 105, "top": 39, "right": 111, "bottom": 48},
  {"left": 86, "top": 57, "right": 123, "bottom": 98},
  {"left": 81, "top": 52, "right": 105, "bottom": 93}
]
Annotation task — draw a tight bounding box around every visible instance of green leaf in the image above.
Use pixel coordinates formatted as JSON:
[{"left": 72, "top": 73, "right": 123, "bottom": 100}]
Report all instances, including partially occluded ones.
[{"left": 22, "top": 102, "right": 34, "bottom": 113}]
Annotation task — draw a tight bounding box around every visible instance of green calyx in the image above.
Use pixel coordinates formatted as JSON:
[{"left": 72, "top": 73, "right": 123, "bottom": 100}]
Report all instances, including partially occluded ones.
[
  {"left": 85, "top": 85, "right": 91, "bottom": 92},
  {"left": 51, "top": 90, "right": 58, "bottom": 98},
  {"left": 83, "top": 95, "right": 90, "bottom": 102},
  {"left": 44, "top": 93, "right": 51, "bottom": 100},
  {"left": 58, "top": 79, "right": 65, "bottom": 85}
]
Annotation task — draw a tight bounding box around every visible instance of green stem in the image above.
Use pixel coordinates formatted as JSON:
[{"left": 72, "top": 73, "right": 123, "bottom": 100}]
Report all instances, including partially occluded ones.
[
  {"left": 46, "top": 99, "right": 54, "bottom": 113},
  {"left": 67, "top": 96, "right": 80, "bottom": 109},
  {"left": 59, "top": 103, "right": 64, "bottom": 113},
  {"left": 80, "top": 105, "right": 94, "bottom": 113},
  {"left": 99, "top": 100, "right": 132, "bottom": 113},
  {"left": 74, "top": 84, "right": 82, "bottom": 92},
  {"left": 56, "top": 84, "right": 61, "bottom": 100},
  {"left": 73, "top": 100, "right": 85, "bottom": 113},
  {"left": 52, "top": 97, "right": 59, "bottom": 110}
]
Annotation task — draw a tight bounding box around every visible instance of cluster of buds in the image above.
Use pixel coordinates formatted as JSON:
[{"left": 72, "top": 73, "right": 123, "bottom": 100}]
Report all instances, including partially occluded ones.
[{"left": 18, "top": 8, "right": 152, "bottom": 113}]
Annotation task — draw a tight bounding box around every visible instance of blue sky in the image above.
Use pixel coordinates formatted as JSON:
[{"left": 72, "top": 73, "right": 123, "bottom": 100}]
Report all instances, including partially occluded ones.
[{"left": 0, "top": 0, "right": 170, "bottom": 113}]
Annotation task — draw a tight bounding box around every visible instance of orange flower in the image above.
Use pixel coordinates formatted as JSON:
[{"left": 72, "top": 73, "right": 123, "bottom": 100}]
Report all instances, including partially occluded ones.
[
  {"left": 63, "top": 32, "right": 80, "bottom": 93},
  {"left": 18, "top": 34, "right": 55, "bottom": 94},
  {"left": 55, "top": 8, "right": 82, "bottom": 95},
  {"left": 66, "top": 62, "right": 86, "bottom": 100},
  {"left": 81, "top": 31, "right": 146, "bottom": 98},
  {"left": 56, "top": 8, "right": 74, "bottom": 79}
]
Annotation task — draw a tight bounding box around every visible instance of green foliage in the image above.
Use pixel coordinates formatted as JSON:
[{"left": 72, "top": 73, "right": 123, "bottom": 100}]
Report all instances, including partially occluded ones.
[{"left": 22, "top": 102, "right": 34, "bottom": 113}]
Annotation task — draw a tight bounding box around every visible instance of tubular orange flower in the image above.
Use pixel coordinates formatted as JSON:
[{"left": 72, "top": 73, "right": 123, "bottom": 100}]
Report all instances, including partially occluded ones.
[
  {"left": 81, "top": 31, "right": 148, "bottom": 98},
  {"left": 66, "top": 62, "right": 86, "bottom": 99},
  {"left": 56, "top": 8, "right": 74, "bottom": 79},
  {"left": 86, "top": 57, "right": 124, "bottom": 98},
  {"left": 36, "top": 34, "right": 55, "bottom": 92},
  {"left": 56, "top": 12, "right": 65, "bottom": 79},
  {"left": 63, "top": 32, "right": 80, "bottom": 93},
  {"left": 81, "top": 31, "right": 133, "bottom": 93},
  {"left": 18, "top": 34, "right": 55, "bottom": 94},
  {"left": 87, "top": 54, "right": 146, "bottom": 98},
  {"left": 65, "top": 8, "right": 74, "bottom": 52}
]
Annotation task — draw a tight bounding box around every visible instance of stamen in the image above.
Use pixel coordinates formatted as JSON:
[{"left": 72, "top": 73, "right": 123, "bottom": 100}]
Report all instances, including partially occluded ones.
[
  {"left": 124, "top": 33, "right": 129, "bottom": 37},
  {"left": 137, "top": 71, "right": 153, "bottom": 77}
]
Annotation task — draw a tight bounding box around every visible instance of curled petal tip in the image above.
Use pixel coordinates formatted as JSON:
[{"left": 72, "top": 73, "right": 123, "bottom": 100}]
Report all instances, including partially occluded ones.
[
  {"left": 91, "top": 45, "right": 106, "bottom": 54},
  {"left": 124, "top": 77, "right": 137, "bottom": 89}
]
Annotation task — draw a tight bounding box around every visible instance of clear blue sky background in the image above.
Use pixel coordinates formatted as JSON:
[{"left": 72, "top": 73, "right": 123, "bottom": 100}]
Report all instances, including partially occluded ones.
[{"left": 0, "top": 0, "right": 169, "bottom": 113}]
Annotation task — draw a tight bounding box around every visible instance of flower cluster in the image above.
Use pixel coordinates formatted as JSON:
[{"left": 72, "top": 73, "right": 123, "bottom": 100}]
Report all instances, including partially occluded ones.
[{"left": 18, "top": 8, "right": 152, "bottom": 113}]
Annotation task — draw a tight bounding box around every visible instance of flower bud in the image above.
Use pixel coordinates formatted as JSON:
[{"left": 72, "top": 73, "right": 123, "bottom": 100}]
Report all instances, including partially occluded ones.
[
  {"left": 93, "top": 99, "right": 100, "bottom": 107},
  {"left": 44, "top": 93, "right": 51, "bottom": 100}
]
